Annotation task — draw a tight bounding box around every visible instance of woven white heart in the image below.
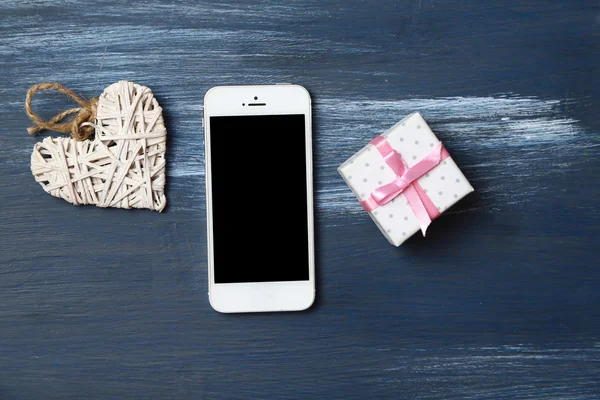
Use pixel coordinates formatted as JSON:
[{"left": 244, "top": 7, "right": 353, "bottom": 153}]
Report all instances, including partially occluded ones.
[{"left": 30, "top": 81, "right": 167, "bottom": 211}]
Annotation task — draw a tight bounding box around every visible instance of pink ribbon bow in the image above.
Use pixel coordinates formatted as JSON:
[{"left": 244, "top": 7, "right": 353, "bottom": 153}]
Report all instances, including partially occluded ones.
[{"left": 360, "top": 136, "right": 450, "bottom": 236}]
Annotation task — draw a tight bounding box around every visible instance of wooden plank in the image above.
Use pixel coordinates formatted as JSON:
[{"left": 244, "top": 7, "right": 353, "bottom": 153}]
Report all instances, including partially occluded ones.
[{"left": 1, "top": 1, "right": 599, "bottom": 398}]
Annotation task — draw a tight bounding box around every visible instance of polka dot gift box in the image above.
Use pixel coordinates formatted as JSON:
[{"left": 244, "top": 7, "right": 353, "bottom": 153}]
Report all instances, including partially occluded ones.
[{"left": 338, "top": 112, "right": 474, "bottom": 246}]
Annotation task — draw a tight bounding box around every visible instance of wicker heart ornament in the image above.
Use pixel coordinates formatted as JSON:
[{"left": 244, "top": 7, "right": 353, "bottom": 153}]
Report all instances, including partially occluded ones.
[{"left": 29, "top": 81, "right": 167, "bottom": 211}]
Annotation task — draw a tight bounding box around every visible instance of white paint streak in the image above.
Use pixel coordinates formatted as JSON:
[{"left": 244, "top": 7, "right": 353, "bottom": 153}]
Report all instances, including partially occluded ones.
[
  {"left": 367, "top": 344, "right": 600, "bottom": 399},
  {"left": 168, "top": 94, "right": 597, "bottom": 213}
]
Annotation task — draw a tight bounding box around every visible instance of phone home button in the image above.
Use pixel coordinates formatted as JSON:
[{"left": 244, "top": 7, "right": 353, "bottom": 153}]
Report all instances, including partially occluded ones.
[{"left": 251, "top": 285, "right": 277, "bottom": 311}]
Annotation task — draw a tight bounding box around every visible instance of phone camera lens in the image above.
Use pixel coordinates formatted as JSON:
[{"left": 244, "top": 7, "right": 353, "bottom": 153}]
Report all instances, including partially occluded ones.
[
  {"left": 242, "top": 103, "right": 245, "bottom": 106},
  {"left": 254, "top": 96, "right": 258, "bottom": 100}
]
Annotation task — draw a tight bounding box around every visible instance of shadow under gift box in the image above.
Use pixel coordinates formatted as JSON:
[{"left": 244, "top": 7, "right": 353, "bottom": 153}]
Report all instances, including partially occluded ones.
[{"left": 338, "top": 112, "right": 474, "bottom": 246}]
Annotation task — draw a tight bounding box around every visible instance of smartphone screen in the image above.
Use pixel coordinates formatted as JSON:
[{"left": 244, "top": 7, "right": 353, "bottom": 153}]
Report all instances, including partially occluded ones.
[{"left": 209, "top": 114, "right": 310, "bottom": 283}]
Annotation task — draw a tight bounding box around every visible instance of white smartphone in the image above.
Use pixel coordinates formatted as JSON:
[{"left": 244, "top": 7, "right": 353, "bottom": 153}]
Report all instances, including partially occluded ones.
[{"left": 203, "top": 84, "right": 315, "bottom": 313}]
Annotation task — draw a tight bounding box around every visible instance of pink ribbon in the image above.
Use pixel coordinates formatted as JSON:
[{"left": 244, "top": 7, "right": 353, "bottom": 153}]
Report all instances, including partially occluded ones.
[{"left": 360, "top": 136, "right": 450, "bottom": 236}]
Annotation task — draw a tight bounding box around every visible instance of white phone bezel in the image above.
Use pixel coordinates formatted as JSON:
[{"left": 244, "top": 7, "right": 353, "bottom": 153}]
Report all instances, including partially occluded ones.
[{"left": 203, "top": 84, "right": 315, "bottom": 313}]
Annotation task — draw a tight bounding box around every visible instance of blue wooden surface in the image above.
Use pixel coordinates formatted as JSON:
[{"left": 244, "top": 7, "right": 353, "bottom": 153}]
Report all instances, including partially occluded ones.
[{"left": 1, "top": 1, "right": 600, "bottom": 399}]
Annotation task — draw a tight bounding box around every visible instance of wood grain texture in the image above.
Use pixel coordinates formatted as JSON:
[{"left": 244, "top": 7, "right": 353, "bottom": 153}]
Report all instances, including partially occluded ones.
[{"left": 1, "top": 0, "right": 599, "bottom": 399}]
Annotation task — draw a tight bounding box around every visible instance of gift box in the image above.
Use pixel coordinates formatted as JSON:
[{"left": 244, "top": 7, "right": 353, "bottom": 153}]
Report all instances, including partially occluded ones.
[{"left": 338, "top": 112, "right": 474, "bottom": 246}]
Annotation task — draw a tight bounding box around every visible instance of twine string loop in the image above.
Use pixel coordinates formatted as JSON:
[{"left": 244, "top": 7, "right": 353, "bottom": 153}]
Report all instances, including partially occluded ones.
[{"left": 25, "top": 82, "right": 98, "bottom": 141}]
